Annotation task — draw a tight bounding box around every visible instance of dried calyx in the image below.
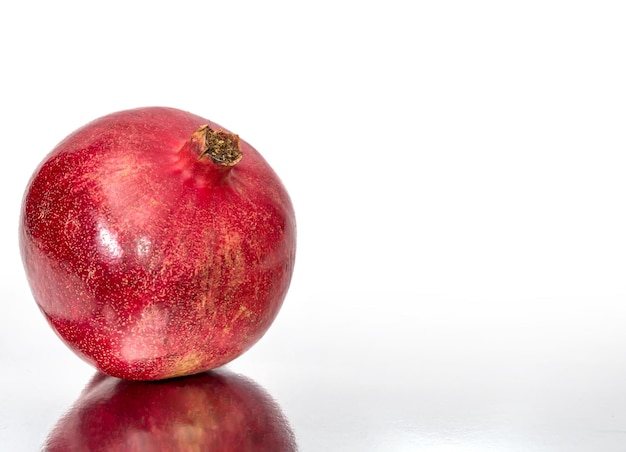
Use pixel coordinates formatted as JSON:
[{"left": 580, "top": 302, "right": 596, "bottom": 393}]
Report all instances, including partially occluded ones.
[{"left": 193, "top": 125, "right": 242, "bottom": 167}]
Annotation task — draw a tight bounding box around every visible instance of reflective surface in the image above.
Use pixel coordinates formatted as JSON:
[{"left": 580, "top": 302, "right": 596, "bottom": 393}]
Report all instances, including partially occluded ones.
[
  {"left": 43, "top": 369, "right": 296, "bottom": 451},
  {"left": 4, "top": 293, "right": 626, "bottom": 450}
]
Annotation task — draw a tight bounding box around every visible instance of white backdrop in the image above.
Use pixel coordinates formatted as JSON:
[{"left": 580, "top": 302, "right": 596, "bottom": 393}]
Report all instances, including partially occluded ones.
[{"left": 2, "top": 1, "right": 626, "bottom": 451}]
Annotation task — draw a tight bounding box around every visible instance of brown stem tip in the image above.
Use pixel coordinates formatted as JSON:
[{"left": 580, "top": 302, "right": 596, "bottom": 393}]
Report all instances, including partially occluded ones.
[{"left": 193, "top": 124, "right": 243, "bottom": 167}]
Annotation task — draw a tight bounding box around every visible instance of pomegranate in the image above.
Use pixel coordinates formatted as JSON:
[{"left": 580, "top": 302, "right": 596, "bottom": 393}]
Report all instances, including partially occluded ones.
[
  {"left": 20, "top": 107, "right": 296, "bottom": 380},
  {"left": 44, "top": 369, "right": 297, "bottom": 451}
]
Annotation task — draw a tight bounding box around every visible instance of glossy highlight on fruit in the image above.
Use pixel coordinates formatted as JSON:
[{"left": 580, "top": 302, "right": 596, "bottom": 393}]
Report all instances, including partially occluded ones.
[
  {"left": 44, "top": 369, "right": 297, "bottom": 451},
  {"left": 20, "top": 107, "right": 296, "bottom": 380}
]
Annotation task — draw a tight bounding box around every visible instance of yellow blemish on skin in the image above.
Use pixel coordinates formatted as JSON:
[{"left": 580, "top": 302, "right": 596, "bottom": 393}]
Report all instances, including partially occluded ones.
[
  {"left": 223, "top": 305, "right": 253, "bottom": 334},
  {"left": 169, "top": 352, "right": 203, "bottom": 378},
  {"left": 232, "top": 305, "right": 252, "bottom": 323}
]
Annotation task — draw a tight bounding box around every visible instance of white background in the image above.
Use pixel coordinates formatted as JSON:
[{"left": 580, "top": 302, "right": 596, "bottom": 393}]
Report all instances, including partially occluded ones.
[{"left": 2, "top": 1, "right": 626, "bottom": 450}]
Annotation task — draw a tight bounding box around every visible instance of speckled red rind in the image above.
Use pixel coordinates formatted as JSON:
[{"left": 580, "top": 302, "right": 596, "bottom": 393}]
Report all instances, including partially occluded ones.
[
  {"left": 19, "top": 107, "right": 296, "bottom": 380},
  {"left": 44, "top": 369, "right": 297, "bottom": 451}
]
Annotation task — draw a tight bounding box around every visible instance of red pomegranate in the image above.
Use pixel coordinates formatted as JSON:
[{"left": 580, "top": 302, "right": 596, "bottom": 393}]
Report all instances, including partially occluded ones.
[{"left": 20, "top": 107, "right": 296, "bottom": 380}]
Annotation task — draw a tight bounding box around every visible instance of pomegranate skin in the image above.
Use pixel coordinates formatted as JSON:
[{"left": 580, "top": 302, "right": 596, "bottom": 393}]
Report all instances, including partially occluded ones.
[{"left": 19, "top": 107, "right": 296, "bottom": 380}]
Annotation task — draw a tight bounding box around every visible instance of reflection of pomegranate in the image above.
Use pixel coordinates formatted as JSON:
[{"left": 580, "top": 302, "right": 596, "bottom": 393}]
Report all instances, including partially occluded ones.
[
  {"left": 44, "top": 369, "right": 297, "bottom": 451},
  {"left": 20, "top": 107, "right": 296, "bottom": 380}
]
